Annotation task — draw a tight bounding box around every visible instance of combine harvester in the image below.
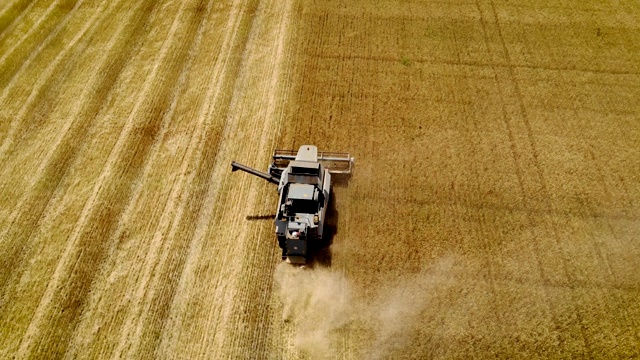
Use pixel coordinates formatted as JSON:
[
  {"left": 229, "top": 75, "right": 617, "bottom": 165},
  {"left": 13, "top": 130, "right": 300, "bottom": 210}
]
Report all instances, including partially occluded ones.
[{"left": 231, "top": 145, "right": 353, "bottom": 264}]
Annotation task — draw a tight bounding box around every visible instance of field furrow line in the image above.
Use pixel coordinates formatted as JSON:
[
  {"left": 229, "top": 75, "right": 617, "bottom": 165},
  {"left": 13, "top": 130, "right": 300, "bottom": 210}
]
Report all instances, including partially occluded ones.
[
  {"left": 175, "top": 0, "right": 299, "bottom": 353},
  {"left": 13, "top": 1, "right": 191, "bottom": 357},
  {"left": 0, "top": 0, "right": 62, "bottom": 60},
  {"left": 0, "top": 0, "right": 35, "bottom": 37},
  {"left": 0, "top": 5, "right": 156, "bottom": 343},
  {"left": 215, "top": 0, "right": 297, "bottom": 356},
  {"left": 0, "top": 0, "right": 19, "bottom": 15},
  {"left": 153, "top": 0, "right": 263, "bottom": 356},
  {"left": 0, "top": 0, "right": 84, "bottom": 159},
  {"left": 0, "top": 0, "right": 74, "bottom": 86},
  {"left": 0, "top": 1, "right": 160, "bottom": 351},
  {"left": 121, "top": 4, "right": 288, "bottom": 358},
  {"left": 0, "top": 0, "right": 121, "bottom": 294},
  {"left": 100, "top": 1, "right": 210, "bottom": 357}
]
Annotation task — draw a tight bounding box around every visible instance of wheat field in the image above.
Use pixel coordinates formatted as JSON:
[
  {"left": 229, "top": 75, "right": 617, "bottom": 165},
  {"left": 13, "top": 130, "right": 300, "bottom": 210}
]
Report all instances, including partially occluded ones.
[{"left": 0, "top": 0, "right": 638, "bottom": 359}]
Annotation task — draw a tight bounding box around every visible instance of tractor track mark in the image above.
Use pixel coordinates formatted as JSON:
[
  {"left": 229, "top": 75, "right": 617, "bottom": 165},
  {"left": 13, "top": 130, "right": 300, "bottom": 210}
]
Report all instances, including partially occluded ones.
[
  {"left": 181, "top": 1, "right": 290, "bottom": 353},
  {"left": 111, "top": 3, "right": 256, "bottom": 358},
  {"left": 472, "top": 3, "right": 562, "bottom": 352},
  {"left": 12, "top": 0, "right": 183, "bottom": 357},
  {"left": 0, "top": 0, "right": 121, "bottom": 298},
  {"left": 0, "top": 0, "right": 34, "bottom": 38},
  {"left": 155, "top": 0, "right": 266, "bottom": 357},
  {"left": 101, "top": 1, "right": 211, "bottom": 357},
  {"left": 490, "top": 0, "right": 593, "bottom": 355},
  {"left": 218, "top": 0, "right": 297, "bottom": 356},
  {"left": 0, "top": 0, "right": 83, "bottom": 160},
  {"left": 0, "top": 0, "right": 41, "bottom": 49},
  {"left": 0, "top": 0, "right": 149, "bottom": 323}
]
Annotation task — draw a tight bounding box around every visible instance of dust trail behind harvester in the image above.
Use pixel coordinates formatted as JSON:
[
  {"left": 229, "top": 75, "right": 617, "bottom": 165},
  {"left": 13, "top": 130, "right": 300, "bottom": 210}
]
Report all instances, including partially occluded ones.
[
  {"left": 274, "top": 263, "right": 352, "bottom": 359},
  {"left": 274, "top": 257, "right": 457, "bottom": 359},
  {"left": 360, "top": 257, "right": 456, "bottom": 359}
]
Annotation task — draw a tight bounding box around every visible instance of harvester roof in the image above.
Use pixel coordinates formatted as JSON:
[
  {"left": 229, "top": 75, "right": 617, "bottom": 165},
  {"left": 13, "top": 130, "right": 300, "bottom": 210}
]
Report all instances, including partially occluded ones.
[{"left": 287, "top": 183, "right": 315, "bottom": 200}]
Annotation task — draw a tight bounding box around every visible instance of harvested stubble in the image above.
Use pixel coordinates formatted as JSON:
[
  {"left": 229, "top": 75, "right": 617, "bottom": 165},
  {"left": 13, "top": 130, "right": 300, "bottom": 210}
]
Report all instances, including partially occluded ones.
[{"left": 0, "top": 0, "right": 638, "bottom": 359}]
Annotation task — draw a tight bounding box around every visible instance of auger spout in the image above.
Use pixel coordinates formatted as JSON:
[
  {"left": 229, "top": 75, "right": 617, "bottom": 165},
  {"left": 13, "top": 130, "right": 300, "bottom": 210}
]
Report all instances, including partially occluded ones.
[{"left": 231, "top": 161, "right": 279, "bottom": 185}]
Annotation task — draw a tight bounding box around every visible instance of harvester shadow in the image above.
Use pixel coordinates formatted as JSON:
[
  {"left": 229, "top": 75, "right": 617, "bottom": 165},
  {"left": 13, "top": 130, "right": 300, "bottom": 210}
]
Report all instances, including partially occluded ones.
[
  {"left": 307, "top": 190, "right": 338, "bottom": 268},
  {"left": 245, "top": 214, "right": 276, "bottom": 221},
  {"left": 243, "top": 195, "right": 337, "bottom": 267},
  {"left": 330, "top": 172, "right": 352, "bottom": 189}
]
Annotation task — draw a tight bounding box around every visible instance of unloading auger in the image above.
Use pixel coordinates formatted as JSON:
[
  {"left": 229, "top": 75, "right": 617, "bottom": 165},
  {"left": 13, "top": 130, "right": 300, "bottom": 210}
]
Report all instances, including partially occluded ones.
[{"left": 231, "top": 145, "right": 353, "bottom": 264}]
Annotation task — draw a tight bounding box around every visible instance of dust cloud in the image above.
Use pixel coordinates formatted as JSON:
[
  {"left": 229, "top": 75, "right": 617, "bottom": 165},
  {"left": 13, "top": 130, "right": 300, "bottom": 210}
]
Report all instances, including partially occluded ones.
[
  {"left": 274, "top": 263, "right": 352, "bottom": 359},
  {"left": 274, "top": 257, "right": 456, "bottom": 359},
  {"left": 360, "top": 257, "right": 455, "bottom": 359}
]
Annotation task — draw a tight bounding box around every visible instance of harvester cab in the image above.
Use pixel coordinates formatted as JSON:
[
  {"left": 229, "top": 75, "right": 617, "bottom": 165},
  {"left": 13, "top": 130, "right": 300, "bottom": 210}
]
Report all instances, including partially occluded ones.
[{"left": 231, "top": 145, "right": 353, "bottom": 264}]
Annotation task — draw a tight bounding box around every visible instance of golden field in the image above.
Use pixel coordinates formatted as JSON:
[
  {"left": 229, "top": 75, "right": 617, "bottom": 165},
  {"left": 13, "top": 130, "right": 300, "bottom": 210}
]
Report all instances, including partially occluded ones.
[{"left": 0, "top": 0, "right": 638, "bottom": 358}]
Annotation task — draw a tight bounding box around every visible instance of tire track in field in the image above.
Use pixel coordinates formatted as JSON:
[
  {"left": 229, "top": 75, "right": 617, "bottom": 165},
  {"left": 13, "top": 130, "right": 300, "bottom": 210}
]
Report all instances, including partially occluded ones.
[
  {"left": 216, "top": 0, "right": 297, "bottom": 357},
  {"left": 0, "top": 1, "right": 155, "bottom": 353},
  {"left": 0, "top": 1, "right": 155, "bottom": 352},
  {"left": 487, "top": 1, "right": 591, "bottom": 354},
  {"left": 475, "top": 1, "right": 594, "bottom": 355},
  {"left": 102, "top": 2, "right": 264, "bottom": 358},
  {"left": 0, "top": 0, "right": 121, "bottom": 296},
  {"left": 473, "top": 0, "right": 560, "bottom": 329},
  {"left": 97, "top": 1, "right": 209, "bottom": 357},
  {"left": 163, "top": 0, "right": 294, "bottom": 350},
  {"left": 153, "top": 1, "right": 265, "bottom": 357},
  {"left": 0, "top": 0, "right": 70, "bottom": 66},
  {"left": 13, "top": 0, "right": 193, "bottom": 357},
  {"left": 0, "top": 0, "right": 85, "bottom": 160},
  {"left": 470, "top": 3, "right": 567, "bottom": 355},
  {"left": 0, "top": 0, "right": 34, "bottom": 37}
]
